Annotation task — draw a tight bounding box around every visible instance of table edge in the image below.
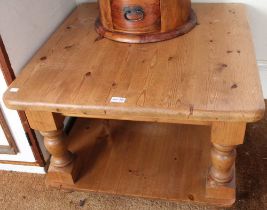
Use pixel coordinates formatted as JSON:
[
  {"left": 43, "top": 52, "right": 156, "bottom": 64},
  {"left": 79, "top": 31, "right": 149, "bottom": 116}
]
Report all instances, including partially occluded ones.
[{"left": 3, "top": 96, "right": 265, "bottom": 123}]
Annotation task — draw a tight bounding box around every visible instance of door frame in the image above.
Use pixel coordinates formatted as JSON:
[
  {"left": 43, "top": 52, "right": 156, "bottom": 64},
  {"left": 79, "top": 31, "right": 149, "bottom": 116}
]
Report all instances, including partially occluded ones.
[
  {"left": 0, "top": 35, "right": 45, "bottom": 166},
  {"left": 0, "top": 107, "right": 18, "bottom": 154}
]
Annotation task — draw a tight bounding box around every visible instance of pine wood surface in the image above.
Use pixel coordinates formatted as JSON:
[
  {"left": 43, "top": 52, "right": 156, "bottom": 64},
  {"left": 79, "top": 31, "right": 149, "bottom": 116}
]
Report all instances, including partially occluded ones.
[
  {"left": 3, "top": 3, "right": 265, "bottom": 123},
  {"left": 46, "top": 118, "right": 234, "bottom": 206}
]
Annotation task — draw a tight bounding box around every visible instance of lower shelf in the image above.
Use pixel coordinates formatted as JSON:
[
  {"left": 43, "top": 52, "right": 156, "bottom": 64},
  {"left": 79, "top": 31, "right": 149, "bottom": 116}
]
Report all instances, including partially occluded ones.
[{"left": 46, "top": 118, "right": 234, "bottom": 206}]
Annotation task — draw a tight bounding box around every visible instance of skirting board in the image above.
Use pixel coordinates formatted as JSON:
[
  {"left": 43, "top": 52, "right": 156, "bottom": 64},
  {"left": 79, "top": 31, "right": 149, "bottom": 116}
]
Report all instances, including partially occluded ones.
[
  {"left": 258, "top": 61, "right": 267, "bottom": 99},
  {"left": 0, "top": 164, "right": 45, "bottom": 174}
]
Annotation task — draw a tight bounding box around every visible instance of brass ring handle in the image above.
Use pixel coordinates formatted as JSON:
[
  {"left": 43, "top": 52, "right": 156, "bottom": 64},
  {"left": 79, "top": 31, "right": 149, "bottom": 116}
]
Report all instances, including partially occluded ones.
[{"left": 123, "top": 6, "right": 144, "bottom": 22}]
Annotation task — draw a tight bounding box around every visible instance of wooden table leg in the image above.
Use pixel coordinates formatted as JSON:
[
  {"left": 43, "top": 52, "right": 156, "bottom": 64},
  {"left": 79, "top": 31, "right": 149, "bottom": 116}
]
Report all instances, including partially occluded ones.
[
  {"left": 40, "top": 130, "right": 73, "bottom": 168},
  {"left": 25, "top": 111, "right": 79, "bottom": 185},
  {"left": 206, "top": 122, "right": 246, "bottom": 203}
]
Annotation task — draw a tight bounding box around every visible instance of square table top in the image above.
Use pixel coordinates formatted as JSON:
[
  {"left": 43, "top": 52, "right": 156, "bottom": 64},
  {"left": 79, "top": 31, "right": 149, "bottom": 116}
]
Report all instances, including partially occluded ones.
[{"left": 3, "top": 3, "right": 265, "bottom": 123}]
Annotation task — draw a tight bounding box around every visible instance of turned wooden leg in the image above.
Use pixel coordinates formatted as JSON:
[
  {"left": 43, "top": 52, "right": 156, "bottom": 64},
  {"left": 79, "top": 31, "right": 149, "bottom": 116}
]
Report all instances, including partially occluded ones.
[
  {"left": 40, "top": 129, "right": 73, "bottom": 168},
  {"left": 210, "top": 143, "right": 236, "bottom": 184},
  {"left": 25, "top": 111, "right": 79, "bottom": 185},
  {"left": 206, "top": 122, "right": 246, "bottom": 204}
]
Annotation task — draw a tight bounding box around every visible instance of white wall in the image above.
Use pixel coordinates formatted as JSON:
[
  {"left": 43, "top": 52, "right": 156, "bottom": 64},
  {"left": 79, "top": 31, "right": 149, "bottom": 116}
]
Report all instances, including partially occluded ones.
[
  {"left": 0, "top": 71, "right": 36, "bottom": 162},
  {"left": 0, "top": 0, "right": 76, "bottom": 170},
  {"left": 76, "top": 0, "right": 95, "bottom": 4},
  {"left": 0, "top": 0, "right": 76, "bottom": 74}
]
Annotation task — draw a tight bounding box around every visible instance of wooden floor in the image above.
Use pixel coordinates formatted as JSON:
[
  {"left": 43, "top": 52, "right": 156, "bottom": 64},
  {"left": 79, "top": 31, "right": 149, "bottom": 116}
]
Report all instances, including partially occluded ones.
[{"left": 46, "top": 118, "right": 233, "bottom": 206}]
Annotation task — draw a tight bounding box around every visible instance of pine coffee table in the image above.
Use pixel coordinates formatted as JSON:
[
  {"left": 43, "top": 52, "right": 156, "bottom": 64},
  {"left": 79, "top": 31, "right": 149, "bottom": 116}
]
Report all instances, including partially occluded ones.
[{"left": 3, "top": 3, "right": 265, "bottom": 207}]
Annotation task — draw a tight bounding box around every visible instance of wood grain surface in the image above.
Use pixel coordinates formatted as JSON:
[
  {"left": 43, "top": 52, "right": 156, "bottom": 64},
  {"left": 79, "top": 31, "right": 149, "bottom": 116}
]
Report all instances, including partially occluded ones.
[
  {"left": 46, "top": 118, "right": 235, "bottom": 206},
  {"left": 96, "top": 0, "right": 194, "bottom": 43},
  {"left": 3, "top": 3, "right": 265, "bottom": 123},
  {"left": 111, "top": 0, "right": 161, "bottom": 33},
  {"left": 98, "top": 0, "right": 113, "bottom": 30},
  {"left": 95, "top": 9, "right": 197, "bottom": 44},
  {"left": 160, "top": 0, "right": 191, "bottom": 32}
]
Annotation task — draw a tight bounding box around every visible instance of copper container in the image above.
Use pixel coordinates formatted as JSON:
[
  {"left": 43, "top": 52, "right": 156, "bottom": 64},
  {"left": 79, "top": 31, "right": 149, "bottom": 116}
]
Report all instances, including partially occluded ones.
[{"left": 96, "top": 0, "right": 197, "bottom": 43}]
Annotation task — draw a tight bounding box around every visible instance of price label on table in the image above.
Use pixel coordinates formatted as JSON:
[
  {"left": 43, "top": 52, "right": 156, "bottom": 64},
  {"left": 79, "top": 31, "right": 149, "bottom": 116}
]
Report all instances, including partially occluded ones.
[{"left": 110, "top": 97, "right": 127, "bottom": 103}]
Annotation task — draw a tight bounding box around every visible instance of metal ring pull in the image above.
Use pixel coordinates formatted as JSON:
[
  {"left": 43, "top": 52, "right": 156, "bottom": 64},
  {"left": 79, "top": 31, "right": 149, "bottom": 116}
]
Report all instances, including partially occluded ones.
[{"left": 123, "top": 6, "right": 144, "bottom": 22}]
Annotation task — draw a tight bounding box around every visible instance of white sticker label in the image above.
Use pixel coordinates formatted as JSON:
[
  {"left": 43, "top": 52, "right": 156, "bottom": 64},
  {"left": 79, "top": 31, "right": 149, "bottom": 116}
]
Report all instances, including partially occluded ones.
[
  {"left": 110, "top": 97, "right": 126, "bottom": 103},
  {"left": 10, "top": 88, "right": 19, "bottom": 93}
]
